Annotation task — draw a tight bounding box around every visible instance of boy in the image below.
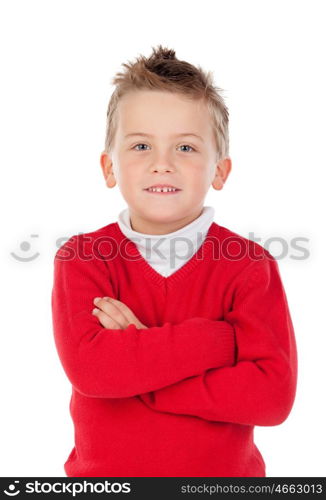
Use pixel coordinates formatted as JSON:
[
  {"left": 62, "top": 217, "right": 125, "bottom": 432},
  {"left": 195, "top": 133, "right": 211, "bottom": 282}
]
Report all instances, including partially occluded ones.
[{"left": 51, "top": 45, "right": 298, "bottom": 477}]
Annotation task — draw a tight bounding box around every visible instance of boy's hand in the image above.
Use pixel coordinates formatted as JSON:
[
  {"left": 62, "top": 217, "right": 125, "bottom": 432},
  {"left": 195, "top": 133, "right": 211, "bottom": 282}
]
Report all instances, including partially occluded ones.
[{"left": 92, "top": 297, "right": 148, "bottom": 330}]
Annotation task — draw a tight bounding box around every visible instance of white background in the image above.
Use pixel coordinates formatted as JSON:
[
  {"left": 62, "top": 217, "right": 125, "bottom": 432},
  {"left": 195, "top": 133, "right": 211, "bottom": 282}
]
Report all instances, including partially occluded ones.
[{"left": 1, "top": 0, "right": 325, "bottom": 477}]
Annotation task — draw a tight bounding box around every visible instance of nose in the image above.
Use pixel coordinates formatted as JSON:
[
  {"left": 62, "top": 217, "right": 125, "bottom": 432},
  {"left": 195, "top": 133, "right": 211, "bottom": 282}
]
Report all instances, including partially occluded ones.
[{"left": 150, "top": 154, "right": 175, "bottom": 173}]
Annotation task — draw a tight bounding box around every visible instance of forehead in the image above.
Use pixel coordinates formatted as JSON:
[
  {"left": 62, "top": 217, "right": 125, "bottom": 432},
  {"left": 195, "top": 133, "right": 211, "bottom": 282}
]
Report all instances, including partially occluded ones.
[{"left": 116, "top": 90, "right": 212, "bottom": 136}]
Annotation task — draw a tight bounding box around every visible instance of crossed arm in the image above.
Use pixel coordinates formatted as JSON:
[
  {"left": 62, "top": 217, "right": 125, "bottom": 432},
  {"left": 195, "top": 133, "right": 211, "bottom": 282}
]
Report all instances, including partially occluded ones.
[
  {"left": 88, "top": 255, "right": 298, "bottom": 427},
  {"left": 52, "top": 238, "right": 297, "bottom": 427},
  {"left": 51, "top": 239, "right": 236, "bottom": 399}
]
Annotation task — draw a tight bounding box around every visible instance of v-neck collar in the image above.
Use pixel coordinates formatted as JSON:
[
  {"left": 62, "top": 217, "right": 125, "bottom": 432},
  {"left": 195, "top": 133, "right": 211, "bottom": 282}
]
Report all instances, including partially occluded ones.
[{"left": 112, "top": 221, "right": 220, "bottom": 288}]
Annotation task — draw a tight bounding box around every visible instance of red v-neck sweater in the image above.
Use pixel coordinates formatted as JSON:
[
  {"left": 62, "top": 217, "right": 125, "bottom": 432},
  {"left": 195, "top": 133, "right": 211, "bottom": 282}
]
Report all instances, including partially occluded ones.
[{"left": 51, "top": 221, "right": 298, "bottom": 477}]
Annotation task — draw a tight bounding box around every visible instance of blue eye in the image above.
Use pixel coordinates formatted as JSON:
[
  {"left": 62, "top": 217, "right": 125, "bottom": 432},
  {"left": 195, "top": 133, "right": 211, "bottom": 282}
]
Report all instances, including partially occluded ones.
[
  {"left": 179, "top": 144, "right": 194, "bottom": 152},
  {"left": 134, "top": 143, "right": 149, "bottom": 151}
]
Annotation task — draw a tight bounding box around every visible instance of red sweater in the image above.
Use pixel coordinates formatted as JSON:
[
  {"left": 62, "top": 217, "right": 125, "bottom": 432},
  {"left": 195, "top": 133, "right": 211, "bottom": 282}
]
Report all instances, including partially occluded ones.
[{"left": 51, "top": 221, "right": 298, "bottom": 477}]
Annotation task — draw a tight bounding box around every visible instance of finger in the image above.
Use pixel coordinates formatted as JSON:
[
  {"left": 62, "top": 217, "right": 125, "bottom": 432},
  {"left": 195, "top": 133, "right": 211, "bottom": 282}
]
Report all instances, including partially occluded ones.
[
  {"left": 92, "top": 309, "right": 122, "bottom": 330},
  {"left": 103, "top": 297, "right": 139, "bottom": 324},
  {"left": 93, "top": 298, "right": 129, "bottom": 328}
]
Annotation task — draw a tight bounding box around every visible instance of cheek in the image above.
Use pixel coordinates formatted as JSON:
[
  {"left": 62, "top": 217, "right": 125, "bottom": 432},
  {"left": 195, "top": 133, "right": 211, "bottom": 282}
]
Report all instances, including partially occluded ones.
[
  {"left": 117, "top": 165, "right": 144, "bottom": 198},
  {"left": 118, "top": 162, "right": 139, "bottom": 182},
  {"left": 185, "top": 166, "right": 210, "bottom": 188}
]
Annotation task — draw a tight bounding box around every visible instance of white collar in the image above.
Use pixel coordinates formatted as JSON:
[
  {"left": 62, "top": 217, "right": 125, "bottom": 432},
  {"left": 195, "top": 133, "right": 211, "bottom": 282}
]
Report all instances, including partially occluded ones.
[{"left": 117, "top": 206, "right": 215, "bottom": 277}]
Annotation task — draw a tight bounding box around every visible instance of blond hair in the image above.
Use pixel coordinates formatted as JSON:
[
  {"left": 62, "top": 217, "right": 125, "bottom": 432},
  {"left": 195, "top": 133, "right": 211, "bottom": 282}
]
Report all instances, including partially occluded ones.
[{"left": 104, "top": 45, "right": 229, "bottom": 160}]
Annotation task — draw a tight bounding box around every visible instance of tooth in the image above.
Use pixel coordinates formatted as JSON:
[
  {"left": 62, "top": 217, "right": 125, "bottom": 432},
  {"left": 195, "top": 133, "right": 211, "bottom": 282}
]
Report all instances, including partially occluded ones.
[{"left": 148, "top": 187, "right": 177, "bottom": 192}]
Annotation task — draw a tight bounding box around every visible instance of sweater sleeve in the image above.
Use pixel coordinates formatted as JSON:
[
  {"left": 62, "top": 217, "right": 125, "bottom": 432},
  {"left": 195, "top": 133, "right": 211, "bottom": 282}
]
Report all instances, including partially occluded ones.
[
  {"left": 51, "top": 237, "right": 236, "bottom": 399},
  {"left": 138, "top": 255, "right": 298, "bottom": 426}
]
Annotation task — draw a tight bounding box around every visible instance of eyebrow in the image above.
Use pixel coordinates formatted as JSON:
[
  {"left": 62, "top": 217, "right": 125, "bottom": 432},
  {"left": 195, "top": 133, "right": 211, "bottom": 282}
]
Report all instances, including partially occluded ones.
[{"left": 124, "top": 132, "right": 204, "bottom": 142}]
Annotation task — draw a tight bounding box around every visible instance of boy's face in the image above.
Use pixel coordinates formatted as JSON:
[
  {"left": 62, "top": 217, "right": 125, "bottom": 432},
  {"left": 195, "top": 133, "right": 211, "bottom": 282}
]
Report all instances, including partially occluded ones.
[{"left": 100, "top": 90, "right": 231, "bottom": 235}]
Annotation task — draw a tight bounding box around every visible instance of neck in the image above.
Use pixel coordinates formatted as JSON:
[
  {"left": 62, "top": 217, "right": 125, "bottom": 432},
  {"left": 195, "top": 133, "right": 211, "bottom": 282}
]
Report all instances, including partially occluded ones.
[{"left": 128, "top": 208, "right": 205, "bottom": 235}]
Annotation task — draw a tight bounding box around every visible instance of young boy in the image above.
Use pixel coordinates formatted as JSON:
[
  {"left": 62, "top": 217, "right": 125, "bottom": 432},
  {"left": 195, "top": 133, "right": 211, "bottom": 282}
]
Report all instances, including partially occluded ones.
[{"left": 51, "top": 45, "right": 298, "bottom": 477}]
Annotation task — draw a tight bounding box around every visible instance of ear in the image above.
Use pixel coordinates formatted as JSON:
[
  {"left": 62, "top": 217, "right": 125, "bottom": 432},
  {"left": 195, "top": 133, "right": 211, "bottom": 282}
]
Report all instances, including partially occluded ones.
[
  {"left": 100, "top": 151, "right": 116, "bottom": 188},
  {"left": 211, "top": 157, "right": 232, "bottom": 190}
]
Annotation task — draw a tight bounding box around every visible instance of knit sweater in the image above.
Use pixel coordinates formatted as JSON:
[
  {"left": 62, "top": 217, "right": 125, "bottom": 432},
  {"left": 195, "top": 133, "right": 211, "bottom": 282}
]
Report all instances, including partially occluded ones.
[{"left": 51, "top": 220, "right": 298, "bottom": 477}]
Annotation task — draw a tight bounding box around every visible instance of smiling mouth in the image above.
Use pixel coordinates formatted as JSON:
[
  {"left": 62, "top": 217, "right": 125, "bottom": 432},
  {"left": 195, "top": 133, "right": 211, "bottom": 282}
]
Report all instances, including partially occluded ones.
[
  {"left": 144, "top": 190, "right": 181, "bottom": 195},
  {"left": 144, "top": 187, "right": 182, "bottom": 194}
]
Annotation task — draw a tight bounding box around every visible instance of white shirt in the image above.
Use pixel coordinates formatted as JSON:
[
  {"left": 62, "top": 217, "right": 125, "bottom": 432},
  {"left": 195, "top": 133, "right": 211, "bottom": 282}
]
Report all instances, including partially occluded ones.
[{"left": 117, "top": 206, "right": 215, "bottom": 277}]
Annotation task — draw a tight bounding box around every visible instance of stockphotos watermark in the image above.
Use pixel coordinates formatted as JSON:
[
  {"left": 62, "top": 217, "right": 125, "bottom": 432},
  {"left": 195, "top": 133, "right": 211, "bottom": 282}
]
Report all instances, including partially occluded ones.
[
  {"left": 10, "top": 231, "right": 310, "bottom": 268},
  {"left": 2, "top": 479, "right": 131, "bottom": 496}
]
